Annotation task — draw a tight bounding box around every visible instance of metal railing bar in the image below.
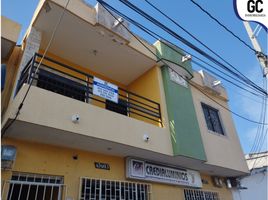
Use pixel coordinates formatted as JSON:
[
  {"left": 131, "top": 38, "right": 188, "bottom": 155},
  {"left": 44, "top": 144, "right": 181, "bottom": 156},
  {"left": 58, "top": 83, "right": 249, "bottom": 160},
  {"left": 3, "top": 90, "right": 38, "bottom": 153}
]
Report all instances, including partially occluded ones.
[
  {"left": 119, "top": 87, "right": 159, "bottom": 105},
  {"left": 129, "top": 104, "right": 160, "bottom": 118},
  {"left": 7, "top": 180, "right": 65, "bottom": 187},
  {"left": 17, "top": 183, "right": 23, "bottom": 200},
  {"left": 33, "top": 64, "right": 88, "bottom": 84},
  {"left": 35, "top": 53, "right": 94, "bottom": 78},
  {"left": 119, "top": 94, "right": 159, "bottom": 111},
  {"left": 32, "top": 78, "right": 160, "bottom": 119},
  {"left": 22, "top": 54, "right": 163, "bottom": 124},
  {"left": 18, "top": 75, "right": 29, "bottom": 87},
  {"left": 129, "top": 110, "right": 160, "bottom": 123},
  {"left": 31, "top": 77, "right": 87, "bottom": 94},
  {"left": 20, "top": 64, "right": 31, "bottom": 77},
  {"left": 20, "top": 57, "right": 33, "bottom": 75},
  {"left": 35, "top": 53, "right": 159, "bottom": 106},
  {"left": 26, "top": 184, "right": 31, "bottom": 200},
  {"left": 20, "top": 71, "right": 29, "bottom": 81},
  {"left": 8, "top": 183, "right": 15, "bottom": 200},
  {"left": 128, "top": 101, "right": 159, "bottom": 115}
]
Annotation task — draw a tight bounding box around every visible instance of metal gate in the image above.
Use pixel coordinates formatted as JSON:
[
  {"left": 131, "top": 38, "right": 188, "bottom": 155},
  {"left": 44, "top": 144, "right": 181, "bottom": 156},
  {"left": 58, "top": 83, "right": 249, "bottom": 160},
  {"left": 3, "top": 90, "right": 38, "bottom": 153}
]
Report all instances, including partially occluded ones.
[{"left": 1, "top": 172, "right": 66, "bottom": 200}]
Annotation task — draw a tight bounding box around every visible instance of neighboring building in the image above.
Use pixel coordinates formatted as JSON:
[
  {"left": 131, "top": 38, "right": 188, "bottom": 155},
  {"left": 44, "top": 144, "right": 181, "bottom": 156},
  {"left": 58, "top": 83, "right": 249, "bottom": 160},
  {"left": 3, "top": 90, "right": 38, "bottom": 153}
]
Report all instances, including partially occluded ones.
[
  {"left": 1, "top": 1, "right": 249, "bottom": 200},
  {"left": 1, "top": 16, "right": 21, "bottom": 113},
  {"left": 232, "top": 152, "right": 268, "bottom": 200}
]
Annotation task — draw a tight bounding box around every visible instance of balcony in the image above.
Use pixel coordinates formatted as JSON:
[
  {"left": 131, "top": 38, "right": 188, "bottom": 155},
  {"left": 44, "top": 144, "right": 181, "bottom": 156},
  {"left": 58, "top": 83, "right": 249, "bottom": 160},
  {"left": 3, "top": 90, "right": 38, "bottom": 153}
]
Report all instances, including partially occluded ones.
[
  {"left": 1, "top": 52, "right": 173, "bottom": 157},
  {"left": 17, "top": 53, "right": 162, "bottom": 126}
]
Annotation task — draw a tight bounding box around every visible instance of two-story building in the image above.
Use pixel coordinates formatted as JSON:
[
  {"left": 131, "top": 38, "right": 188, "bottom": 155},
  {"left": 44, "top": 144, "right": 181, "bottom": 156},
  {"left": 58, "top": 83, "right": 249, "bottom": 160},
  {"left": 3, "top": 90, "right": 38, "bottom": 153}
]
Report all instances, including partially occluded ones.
[{"left": 1, "top": 0, "right": 249, "bottom": 200}]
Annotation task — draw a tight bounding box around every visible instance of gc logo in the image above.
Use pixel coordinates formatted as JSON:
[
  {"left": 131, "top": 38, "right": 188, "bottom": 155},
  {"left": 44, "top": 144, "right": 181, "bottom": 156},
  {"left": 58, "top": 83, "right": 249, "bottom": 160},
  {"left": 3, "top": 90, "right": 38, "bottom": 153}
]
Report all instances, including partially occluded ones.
[{"left": 247, "top": 0, "right": 263, "bottom": 13}]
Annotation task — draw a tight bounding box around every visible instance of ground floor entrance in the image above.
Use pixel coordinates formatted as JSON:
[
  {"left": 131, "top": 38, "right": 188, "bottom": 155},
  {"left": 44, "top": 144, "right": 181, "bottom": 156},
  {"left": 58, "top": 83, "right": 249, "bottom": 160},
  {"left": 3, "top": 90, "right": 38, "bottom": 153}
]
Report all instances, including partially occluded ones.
[{"left": 1, "top": 138, "right": 233, "bottom": 200}]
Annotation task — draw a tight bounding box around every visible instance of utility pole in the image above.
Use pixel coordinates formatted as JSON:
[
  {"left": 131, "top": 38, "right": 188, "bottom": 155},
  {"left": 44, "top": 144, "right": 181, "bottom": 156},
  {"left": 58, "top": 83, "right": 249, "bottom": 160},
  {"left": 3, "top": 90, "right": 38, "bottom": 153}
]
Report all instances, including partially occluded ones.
[{"left": 243, "top": 22, "right": 268, "bottom": 77}]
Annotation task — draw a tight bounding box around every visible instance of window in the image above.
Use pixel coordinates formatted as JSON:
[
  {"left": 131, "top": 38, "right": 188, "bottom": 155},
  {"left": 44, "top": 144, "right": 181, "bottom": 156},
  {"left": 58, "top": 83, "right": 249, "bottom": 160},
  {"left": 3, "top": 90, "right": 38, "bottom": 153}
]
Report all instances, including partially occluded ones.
[
  {"left": 106, "top": 99, "right": 128, "bottom": 116},
  {"left": 201, "top": 103, "right": 224, "bottom": 135},
  {"left": 2, "top": 172, "right": 65, "bottom": 200},
  {"left": 79, "top": 178, "right": 151, "bottom": 200},
  {"left": 184, "top": 189, "right": 220, "bottom": 200},
  {"left": 37, "top": 69, "right": 87, "bottom": 102}
]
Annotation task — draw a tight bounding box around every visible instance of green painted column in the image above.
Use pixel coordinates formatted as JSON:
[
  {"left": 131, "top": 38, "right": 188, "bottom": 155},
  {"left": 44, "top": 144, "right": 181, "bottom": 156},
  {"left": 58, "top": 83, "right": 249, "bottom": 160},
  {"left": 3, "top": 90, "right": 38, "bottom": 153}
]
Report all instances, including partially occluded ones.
[{"left": 155, "top": 41, "right": 206, "bottom": 161}]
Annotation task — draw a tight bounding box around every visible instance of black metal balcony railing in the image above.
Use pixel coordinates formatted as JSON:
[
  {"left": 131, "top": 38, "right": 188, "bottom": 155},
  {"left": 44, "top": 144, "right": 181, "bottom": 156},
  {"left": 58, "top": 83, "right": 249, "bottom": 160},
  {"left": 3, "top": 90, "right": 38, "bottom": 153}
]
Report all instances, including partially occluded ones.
[{"left": 17, "top": 53, "right": 162, "bottom": 125}]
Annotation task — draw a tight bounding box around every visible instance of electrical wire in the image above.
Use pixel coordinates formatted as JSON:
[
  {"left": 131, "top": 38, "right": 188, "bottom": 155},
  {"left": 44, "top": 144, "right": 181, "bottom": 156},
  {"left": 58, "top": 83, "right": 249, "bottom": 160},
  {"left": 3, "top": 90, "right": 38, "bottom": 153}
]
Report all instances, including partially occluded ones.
[
  {"left": 189, "top": 0, "right": 258, "bottom": 54},
  {"left": 97, "top": 0, "right": 268, "bottom": 125},
  {"left": 1, "top": 0, "right": 71, "bottom": 138},
  {"left": 251, "top": 79, "right": 268, "bottom": 163},
  {"left": 143, "top": 0, "right": 259, "bottom": 83},
  {"left": 98, "top": 0, "right": 265, "bottom": 99},
  {"left": 250, "top": 79, "right": 267, "bottom": 153},
  {"left": 118, "top": 0, "right": 267, "bottom": 96}
]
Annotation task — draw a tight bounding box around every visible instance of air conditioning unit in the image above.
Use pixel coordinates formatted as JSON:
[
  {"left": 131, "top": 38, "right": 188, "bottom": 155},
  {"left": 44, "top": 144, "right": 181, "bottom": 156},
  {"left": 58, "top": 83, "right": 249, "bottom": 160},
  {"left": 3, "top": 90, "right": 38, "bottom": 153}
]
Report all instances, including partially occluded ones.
[
  {"left": 1, "top": 145, "right": 17, "bottom": 170},
  {"left": 199, "top": 70, "right": 222, "bottom": 95},
  {"left": 212, "top": 176, "right": 224, "bottom": 188},
  {"left": 229, "top": 178, "right": 243, "bottom": 189}
]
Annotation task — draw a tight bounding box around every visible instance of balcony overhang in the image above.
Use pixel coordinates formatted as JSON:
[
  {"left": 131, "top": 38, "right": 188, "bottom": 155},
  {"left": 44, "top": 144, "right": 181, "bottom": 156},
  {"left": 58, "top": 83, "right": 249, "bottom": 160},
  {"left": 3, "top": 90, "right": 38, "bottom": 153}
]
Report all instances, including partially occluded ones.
[
  {"left": 1, "top": 16, "right": 21, "bottom": 62},
  {"left": 2, "top": 85, "right": 248, "bottom": 177},
  {"left": 31, "top": 0, "right": 157, "bottom": 85}
]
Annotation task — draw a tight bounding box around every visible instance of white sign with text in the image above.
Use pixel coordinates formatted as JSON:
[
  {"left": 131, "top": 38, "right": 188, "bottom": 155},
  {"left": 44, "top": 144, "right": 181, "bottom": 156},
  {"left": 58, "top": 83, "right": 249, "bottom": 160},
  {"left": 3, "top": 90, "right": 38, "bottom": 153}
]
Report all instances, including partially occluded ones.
[
  {"left": 93, "top": 77, "right": 118, "bottom": 103},
  {"left": 126, "top": 158, "right": 202, "bottom": 188}
]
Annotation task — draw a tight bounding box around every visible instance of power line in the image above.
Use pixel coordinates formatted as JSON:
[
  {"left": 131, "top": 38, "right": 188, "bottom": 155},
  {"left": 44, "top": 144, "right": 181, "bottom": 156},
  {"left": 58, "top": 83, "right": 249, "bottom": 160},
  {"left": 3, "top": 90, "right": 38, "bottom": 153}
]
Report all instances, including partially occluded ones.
[
  {"left": 118, "top": 0, "right": 267, "bottom": 96},
  {"left": 143, "top": 0, "right": 267, "bottom": 97},
  {"left": 97, "top": 0, "right": 268, "bottom": 125},
  {"left": 143, "top": 0, "right": 258, "bottom": 82},
  {"left": 250, "top": 79, "right": 268, "bottom": 156},
  {"left": 189, "top": 0, "right": 257, "bottom": 53},
  {"left": 98, "top": 1, "right": 265, "bottom": 99},
  {"left": 1, "top": 0, "right": 71, "bottom": 138}
]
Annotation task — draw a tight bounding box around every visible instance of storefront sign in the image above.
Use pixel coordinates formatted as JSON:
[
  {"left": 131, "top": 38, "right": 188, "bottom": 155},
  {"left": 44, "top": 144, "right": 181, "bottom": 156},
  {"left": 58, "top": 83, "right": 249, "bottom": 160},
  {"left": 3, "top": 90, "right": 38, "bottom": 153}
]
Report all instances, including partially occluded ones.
[
  {"left": 93, "top": 77, "right": 118, "bottom": 103},
  {"left": 95, "top": 162, "right": 110, "bottom": 170},
  {"left": 126, "top": 158, "right": 202, "bottom": 188}
]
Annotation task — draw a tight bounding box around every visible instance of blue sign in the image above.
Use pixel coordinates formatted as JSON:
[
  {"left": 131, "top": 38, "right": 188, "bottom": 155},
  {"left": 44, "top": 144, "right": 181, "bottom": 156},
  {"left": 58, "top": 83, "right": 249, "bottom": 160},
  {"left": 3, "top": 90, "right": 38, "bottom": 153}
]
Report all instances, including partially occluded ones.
[{"left": 93, "top": 77, "right": 118, "bottom": 103}]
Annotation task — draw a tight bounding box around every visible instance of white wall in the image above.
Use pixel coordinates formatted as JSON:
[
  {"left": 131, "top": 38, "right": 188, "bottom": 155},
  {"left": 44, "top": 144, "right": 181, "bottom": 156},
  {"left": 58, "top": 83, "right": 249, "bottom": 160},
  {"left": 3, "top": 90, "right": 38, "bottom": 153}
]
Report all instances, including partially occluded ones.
[{"left": 232, "top": 168, "right": 267, "bottom": 200}]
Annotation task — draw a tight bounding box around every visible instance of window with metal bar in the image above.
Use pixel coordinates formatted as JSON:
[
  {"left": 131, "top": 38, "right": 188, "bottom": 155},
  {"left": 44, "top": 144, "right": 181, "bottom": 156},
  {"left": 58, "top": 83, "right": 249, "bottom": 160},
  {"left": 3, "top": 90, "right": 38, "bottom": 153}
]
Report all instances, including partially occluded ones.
[
  {"left": 79, "top": 178, "right": 151, "bottom": 200},
  {"left": 3, "top": 172, "right": 64, "bottom": 200},
  {"left": 184, "top": 189, "right": 220, "bottom": 200},
  {"left": 201, "top": 103, "right": 224, "bottom": 135}
]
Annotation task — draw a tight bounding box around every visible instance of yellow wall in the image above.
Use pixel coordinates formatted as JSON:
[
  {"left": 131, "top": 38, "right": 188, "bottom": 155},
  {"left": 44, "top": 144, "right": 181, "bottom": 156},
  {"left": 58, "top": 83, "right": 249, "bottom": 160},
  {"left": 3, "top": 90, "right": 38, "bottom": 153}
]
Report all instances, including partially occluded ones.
[
  {"left": 37, "top": 50, "right": 161, "bottom": 126},
  {"left": 38, "top": 50, "right": 128, "bottom": 109},
  {"left": 127, "top": 66, "right": 162, "bottom": 126},
  {"left": 2, "top": 138, "right": 233, "bottom": 200},
  {"left": 1, "top": 47, "right": 23, "bottom": 117}
]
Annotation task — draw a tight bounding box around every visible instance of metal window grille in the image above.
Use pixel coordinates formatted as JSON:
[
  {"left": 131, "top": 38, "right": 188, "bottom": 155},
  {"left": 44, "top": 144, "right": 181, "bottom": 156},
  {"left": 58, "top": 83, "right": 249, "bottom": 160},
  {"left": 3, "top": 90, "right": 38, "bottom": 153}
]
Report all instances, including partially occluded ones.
[
  {"left": 79, "top": 178, "right": 151, "bottom": 200},
  {"left": 201, "top": 103, "right": 224, "bottom": 135},
  {"left": 2, "top": 172, "right": 66, "bottom": 200},
  {"left": 184, "top": 189, "right": 220, "bottom": 200}
]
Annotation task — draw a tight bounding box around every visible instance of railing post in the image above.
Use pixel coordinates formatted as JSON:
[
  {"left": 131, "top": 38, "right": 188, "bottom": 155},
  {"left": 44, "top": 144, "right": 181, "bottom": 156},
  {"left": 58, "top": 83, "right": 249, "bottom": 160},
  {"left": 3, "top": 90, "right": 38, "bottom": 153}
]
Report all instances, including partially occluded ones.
[
  {"left": 27, "top": 53, "right": 36, "bottom": 84},
  {"left": 86, "top": 75, "right": 90, "bottom": 103},
  {"left": 126, "top": 91, "right": 130, "bottom": 117},
  {"left": 158, "top": 103, "right": 163, "bottom": 127}
]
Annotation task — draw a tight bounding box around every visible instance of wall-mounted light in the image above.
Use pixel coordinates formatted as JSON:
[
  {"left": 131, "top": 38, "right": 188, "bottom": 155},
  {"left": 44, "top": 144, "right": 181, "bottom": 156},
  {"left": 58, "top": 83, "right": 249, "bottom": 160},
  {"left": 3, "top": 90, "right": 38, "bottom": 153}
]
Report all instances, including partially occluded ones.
[
  {"left": 112, "top": 17, "right": 124, "bottom": 28},
  {"left": 1, "top": 145, "right": 17, "bottom": 170},
  {"left": 143, "top": 134, "right": 150, "bottom": 142},
  {"left": 212, "top": 80, "right": 221, "bottom": 87},
  {"left": 71, "top": 114, "right": 80, "bottom": 123},
  {"left": 181, "top": 55, "right": 192, "bottom": 63}
]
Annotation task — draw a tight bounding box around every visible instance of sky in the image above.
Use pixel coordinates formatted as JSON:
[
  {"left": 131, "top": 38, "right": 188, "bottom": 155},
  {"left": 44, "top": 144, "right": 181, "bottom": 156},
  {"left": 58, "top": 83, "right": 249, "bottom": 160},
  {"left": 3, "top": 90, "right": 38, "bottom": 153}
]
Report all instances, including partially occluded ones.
[{"left": 2, "top": 0, "right": 267, "bottom": 154}]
